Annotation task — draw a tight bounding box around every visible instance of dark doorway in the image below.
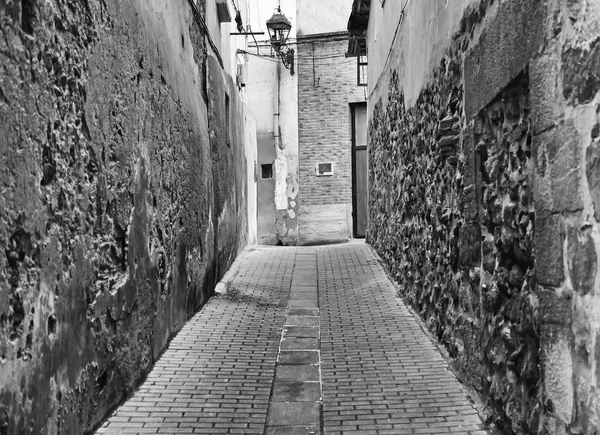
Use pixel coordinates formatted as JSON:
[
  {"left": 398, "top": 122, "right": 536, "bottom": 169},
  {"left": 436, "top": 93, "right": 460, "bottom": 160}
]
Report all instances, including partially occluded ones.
[{"left": 351, "top": 103, "right": 368, "bottom": 238}]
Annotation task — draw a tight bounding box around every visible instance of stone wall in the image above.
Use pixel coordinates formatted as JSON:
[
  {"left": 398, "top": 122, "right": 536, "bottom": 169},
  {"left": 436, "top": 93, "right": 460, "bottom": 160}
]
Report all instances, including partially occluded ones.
[
  {"left": 367, "top": 0, "right": 600, "bottom": 432},
  {"left": 0, "top": 0, "right": 249, "bottom": 433},
  {"left": 297, "top": 34, "right": 364, "bottom": 244}
]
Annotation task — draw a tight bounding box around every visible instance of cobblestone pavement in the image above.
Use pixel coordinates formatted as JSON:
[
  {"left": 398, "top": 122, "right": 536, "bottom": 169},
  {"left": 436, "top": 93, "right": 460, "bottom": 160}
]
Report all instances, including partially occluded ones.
[{"left": 97, "top": 242, "right": 489, "bottom": 435}]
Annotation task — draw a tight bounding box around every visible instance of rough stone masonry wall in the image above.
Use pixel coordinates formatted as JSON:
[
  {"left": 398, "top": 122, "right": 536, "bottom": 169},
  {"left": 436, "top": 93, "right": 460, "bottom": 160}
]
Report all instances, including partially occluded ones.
[
  {"left": 368, "top": 0, "right": 600, "bottom": 433},
  {"left": 0, "top": 0, "right": 248, "bottom": 434},
  {"left": 297, "top": 36, "right": 365, "bottom": 244},
  {"left": 530, "top": 0, "right": 600, "bottom": 433}
]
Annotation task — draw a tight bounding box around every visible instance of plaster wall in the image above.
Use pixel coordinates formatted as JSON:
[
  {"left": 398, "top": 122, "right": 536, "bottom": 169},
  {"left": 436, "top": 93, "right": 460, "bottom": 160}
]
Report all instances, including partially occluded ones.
[
  {"left": 244, "top": 111, "right": 258, "bottom": 245},
  {"left": 0, "top": 0, "right": 250, "bottom": 432},
  {"left": 296, "top": 0, "right": 353, "bottom": 35},
  {"left": 206, "top": 0, "right": 228, "bottom": 74},
  {"left": 245, "top": 0, "right": 299, "bottom": 245},
  {"left": 367, "top": 0, "right": 478, "bottom": 108}
]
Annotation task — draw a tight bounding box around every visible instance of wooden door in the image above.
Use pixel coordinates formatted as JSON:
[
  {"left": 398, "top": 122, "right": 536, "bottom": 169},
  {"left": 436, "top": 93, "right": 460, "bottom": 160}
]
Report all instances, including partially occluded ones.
[{"left": 352, "top": 104, "right": 368, "bottom": 238}]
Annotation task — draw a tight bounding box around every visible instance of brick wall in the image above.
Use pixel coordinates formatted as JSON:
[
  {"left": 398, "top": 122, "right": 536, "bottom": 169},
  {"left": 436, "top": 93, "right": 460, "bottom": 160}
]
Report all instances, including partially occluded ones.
[
  {"left": 297, "top": 34, "right": 365, "bottom": 243},
  {"left": 298, "top": 35, "right": 365, "bottom": 207}
]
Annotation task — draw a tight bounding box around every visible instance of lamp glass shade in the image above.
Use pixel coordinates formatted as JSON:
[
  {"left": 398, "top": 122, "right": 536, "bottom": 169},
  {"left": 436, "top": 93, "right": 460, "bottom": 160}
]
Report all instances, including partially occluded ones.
[{"left": 266, "top": 10, "right": 291, "bottom": 50}]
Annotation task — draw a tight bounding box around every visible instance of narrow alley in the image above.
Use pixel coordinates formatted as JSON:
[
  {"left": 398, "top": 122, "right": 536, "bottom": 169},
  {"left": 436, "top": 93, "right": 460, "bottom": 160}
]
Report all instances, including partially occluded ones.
[
  {"left": 2, "top": 0, "right": 599, "bottom": 433},
  {"left": 97, "top": 242, "right": 488, "bottom": 435}
]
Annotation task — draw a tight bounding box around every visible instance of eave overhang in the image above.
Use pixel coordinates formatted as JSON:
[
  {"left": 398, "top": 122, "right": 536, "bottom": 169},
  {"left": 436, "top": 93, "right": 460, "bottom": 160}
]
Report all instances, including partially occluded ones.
[{"left": 347, "top": 0, "right": 370, "bottom": 57}]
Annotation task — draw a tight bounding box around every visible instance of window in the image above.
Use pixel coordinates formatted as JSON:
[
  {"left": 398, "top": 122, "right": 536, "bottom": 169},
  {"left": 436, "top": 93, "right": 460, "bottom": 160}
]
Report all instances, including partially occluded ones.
[
  {"left": 215, "top": 0, "right": 231, "bottom": 22},
  {"left": 261, "top": 164, "right": 273, "bottom": 179},
  {"left": 357, "top": 55, "right": 368, "bottom": 87},
  {"left": 316, "top": 162, "right": 334, "bottom": 176}
]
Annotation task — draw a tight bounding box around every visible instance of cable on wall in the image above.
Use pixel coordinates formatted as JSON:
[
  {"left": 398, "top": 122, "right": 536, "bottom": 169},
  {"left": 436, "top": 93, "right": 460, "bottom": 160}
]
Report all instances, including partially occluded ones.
[
  {"left": 312, "top": 42, "right": 320, "bottom": 88},
  {"left": 186, "top": 0, "right": 224, "bottom": 69}
]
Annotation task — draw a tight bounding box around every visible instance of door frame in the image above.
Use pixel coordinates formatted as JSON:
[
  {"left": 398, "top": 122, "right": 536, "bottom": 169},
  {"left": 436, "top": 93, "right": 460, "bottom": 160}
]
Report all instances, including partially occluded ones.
[{"left": 350, "top": 102, "right": 368, "bottom": 238}]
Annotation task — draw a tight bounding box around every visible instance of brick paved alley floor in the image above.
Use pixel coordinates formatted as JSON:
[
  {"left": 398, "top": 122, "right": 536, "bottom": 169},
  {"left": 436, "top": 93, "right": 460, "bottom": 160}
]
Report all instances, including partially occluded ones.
[{"left": 97, "top": 242, "right": 489, "bottom": 435}]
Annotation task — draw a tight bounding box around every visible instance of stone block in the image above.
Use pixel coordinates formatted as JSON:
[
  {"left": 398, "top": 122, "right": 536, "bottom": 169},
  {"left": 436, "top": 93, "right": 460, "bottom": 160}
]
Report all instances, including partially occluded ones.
[
  {"left": 276, "top": 365, "right": 320, "bottom": 382},
  {"left": 298, "top": 203, "right": 351, "bottom": 245},
  {"left": 267, "top": 402, "right": 320, "bottom": 426},
  {"left": 458, "top": 223, "right": 482, "bottom": 268},
  {"left": 481, "top": 232, "right": 496, "bottom": 273},
  {"left": 460, "top": 184, "right": 479, "bottom": 222},
  {"left": 278, "top": 351, "right": 319, "bottom": 365},
  {"left": 586, "top": 140, "right": 600, "bottom": 221},
  {"left": 265, "top": 427, "right": 320, "bottom": 435},
  {"left": 461, "top": 129, "right": 477, "bottom": 186},
  {"left": 567, "top": 226, "right": 597, "bottom": 296},
  {"left": 535, "top": 214, "right": 564, "bottom": 287},
  {"left": 464, "top": 0, "right": 545, "bottom": 118},
  {"left": 530, "top": 53, "right": 563, "bottom": 134},
  {"left": 272, "top": 382, "right": 321, "bottom": 402},
  {"left": 538, "top": 288, "right": 573, "bottom": 326},
  {"left": 280, "top": 337, "right": 319, "bottom": 351},
  {"left": 540, "top": 326, "right": 574, "bottom": 426},
  {"left": 284, "top": 326, "right": 319, "bottom": 338},
  {"left": 286, "top": 316, "right": 319, "bottom": 327},
  {"left": 562, "top": 38, "right": 600, "bottom": 105},
  {"left": 533, "top": 122, "right": 584, "bottom": 213}
]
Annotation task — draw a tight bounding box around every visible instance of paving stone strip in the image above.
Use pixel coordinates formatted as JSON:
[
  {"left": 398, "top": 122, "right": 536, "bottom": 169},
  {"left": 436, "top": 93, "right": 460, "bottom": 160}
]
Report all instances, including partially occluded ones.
[
  {"left": 97, "top": 242, "right": 489, "bottom": 435},
  {"left": 265, "top": 250, "right": 322, "bottom": 435},
  {"left": 97, "top": 247, "right": 295, "bottom": 434}
]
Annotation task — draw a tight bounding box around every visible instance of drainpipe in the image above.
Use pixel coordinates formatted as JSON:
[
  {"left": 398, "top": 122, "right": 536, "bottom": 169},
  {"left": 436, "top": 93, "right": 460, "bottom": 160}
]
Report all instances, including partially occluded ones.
[
  {"left": 273, "top": 0, "right": 283, "bottom": 150},
  {"left": 274, "top": 56, "right": 281, "bottom": 149},
  {"left": 273, "top": 48, "right": 287, "bottom": 241}
]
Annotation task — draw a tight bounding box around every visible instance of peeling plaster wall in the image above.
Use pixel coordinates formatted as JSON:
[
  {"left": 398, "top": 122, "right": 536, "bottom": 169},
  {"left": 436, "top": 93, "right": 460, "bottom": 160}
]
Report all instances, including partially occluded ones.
[
  {"left": 246, "top": 0, "right": 298, "bottom": 245},
  {"left": 366, "top": 0, "right": 600, "bottom": 433},
  {"left": 0, "top": 0, "right": 250, "bottom": 433}
]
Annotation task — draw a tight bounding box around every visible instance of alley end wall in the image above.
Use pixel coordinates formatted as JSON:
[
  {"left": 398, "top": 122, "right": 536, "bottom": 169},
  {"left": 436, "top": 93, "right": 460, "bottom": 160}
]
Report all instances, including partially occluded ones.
[
  {"left": 0, "top": 0, "right": 251, "bottom": 433},
  {"left": 366, "top": 0, "right": 600, "bottom": 433},
  {"left": 297, "top": 34, "right": 365, "bottom": 245}
]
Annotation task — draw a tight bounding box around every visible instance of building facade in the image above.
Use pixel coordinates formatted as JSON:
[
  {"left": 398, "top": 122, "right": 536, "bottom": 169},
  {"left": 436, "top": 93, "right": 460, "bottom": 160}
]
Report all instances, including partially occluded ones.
[
  {"left": 246, "top": 0, "right": 367, "bottom": 245},
  {"left": 297, "top": 33, "right": 367, "bottom": 244},
  {"left": 349, "top": 0, "right": 600, "bottom": 433}
]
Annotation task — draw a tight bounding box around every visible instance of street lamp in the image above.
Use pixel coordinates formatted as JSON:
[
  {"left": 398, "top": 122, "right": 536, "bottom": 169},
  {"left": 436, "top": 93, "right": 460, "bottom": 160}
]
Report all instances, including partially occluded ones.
[{"left": 266, "top": 7, "right": 294, "bottom": 75}]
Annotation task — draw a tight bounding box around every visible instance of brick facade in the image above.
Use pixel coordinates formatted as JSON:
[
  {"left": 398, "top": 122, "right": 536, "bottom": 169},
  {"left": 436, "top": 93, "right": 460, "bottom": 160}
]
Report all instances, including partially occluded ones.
[
  {"left": 297, "top": 33, "right": 365, "bottom": 243},
  {"left": 298, "top": 35, "right": 365, "bottom": 206}
]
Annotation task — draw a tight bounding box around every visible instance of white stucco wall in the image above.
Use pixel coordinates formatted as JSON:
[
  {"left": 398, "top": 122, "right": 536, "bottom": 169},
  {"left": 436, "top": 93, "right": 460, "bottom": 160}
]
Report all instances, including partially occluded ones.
[
  {"left": 297, "top": 0, "right": 354, "bottom": 35},
  {"left": 367, "top": 0, "right": 478, "bottom": 108},
  {"left": 244, "top": 108, "right": 258, "bottom": 244},
  {"left": 245, "top": 0, "right": 299, "bottom": 242},
  {"left": 245, "top": 0, "right": 298, "bottom": 148}
]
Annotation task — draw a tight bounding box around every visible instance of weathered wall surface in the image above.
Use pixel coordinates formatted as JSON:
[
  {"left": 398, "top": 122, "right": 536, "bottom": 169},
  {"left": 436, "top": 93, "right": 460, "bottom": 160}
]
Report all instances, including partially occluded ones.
[
  {"left": 296, "top": 0, "right": 352, "bottom": 35},
  {"left": 297, "top": 36, "right": 364, "bottom": 245},
  {"left": 244, "top": 112, "right": 258, "bottom": 245},
  {"left": 246, "top": 0, "right": 299, "bottom": 245},
  {"left": 367, "top": 0, "right": 600, "bottom": 433},
  {"left": 530, "top": 1, "right": 600, "bottom": 433},
  {"left": 366, "top": 0, "right": 478, "bottom": 108},
  {"left": 0, "top": 0, "right": 249, "bottom": 433}
]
